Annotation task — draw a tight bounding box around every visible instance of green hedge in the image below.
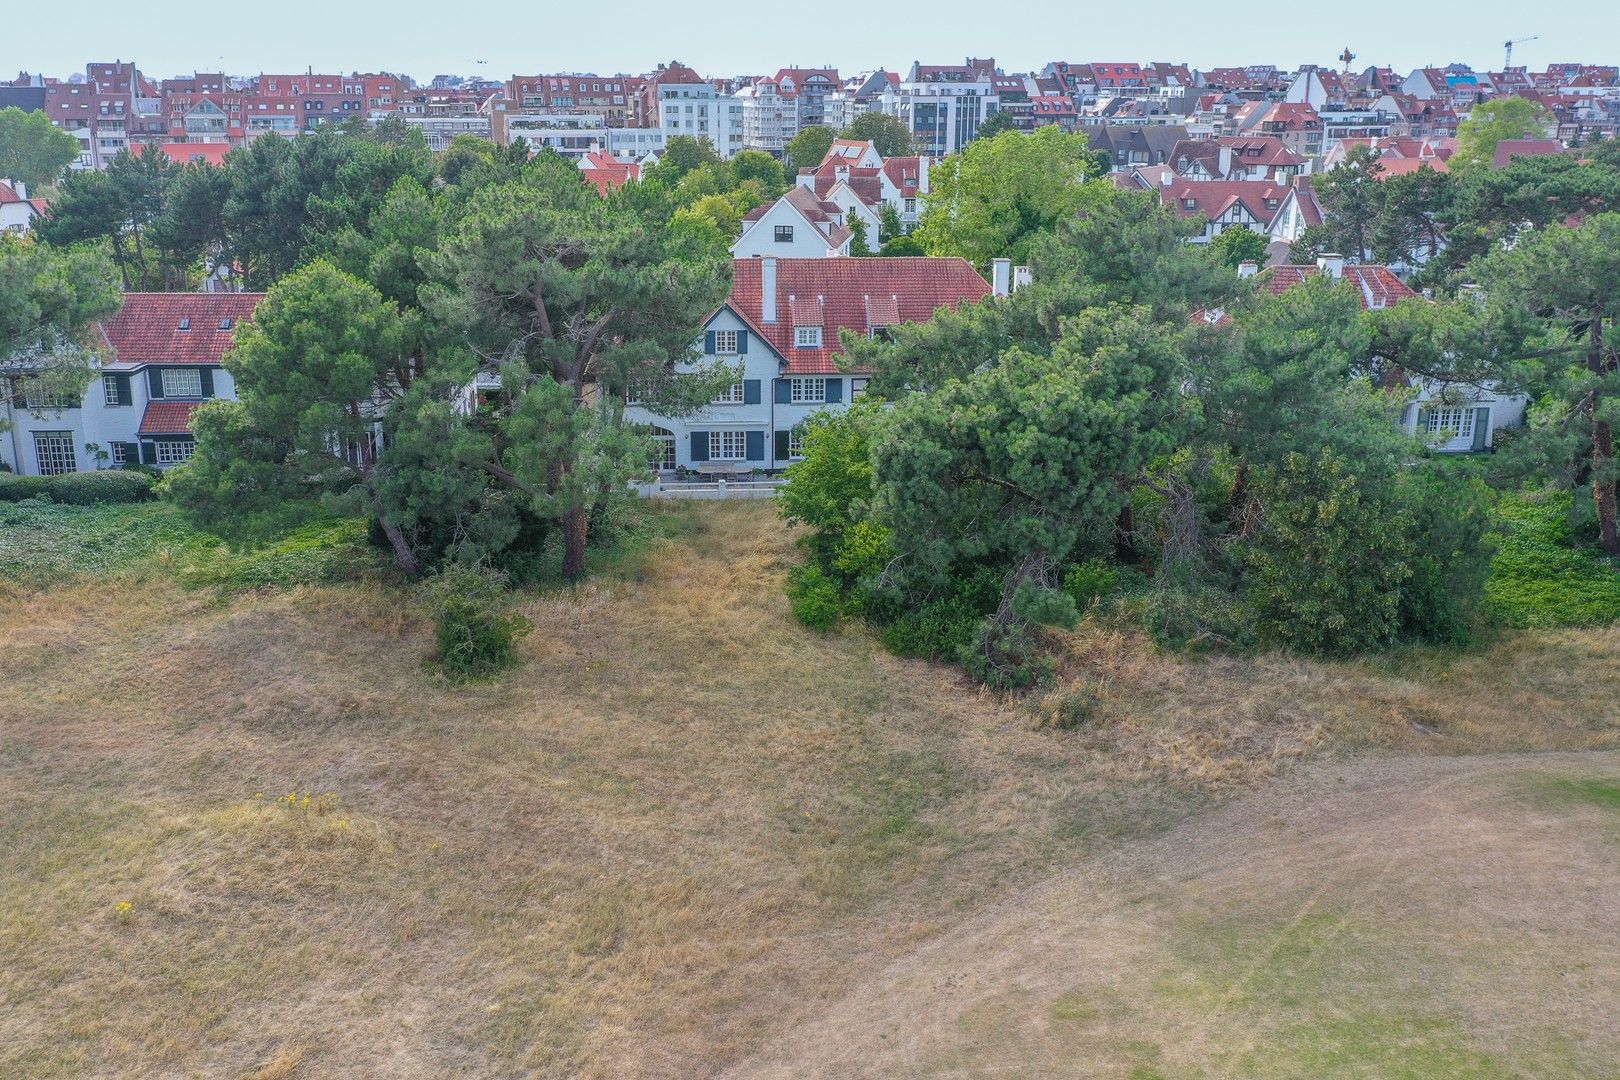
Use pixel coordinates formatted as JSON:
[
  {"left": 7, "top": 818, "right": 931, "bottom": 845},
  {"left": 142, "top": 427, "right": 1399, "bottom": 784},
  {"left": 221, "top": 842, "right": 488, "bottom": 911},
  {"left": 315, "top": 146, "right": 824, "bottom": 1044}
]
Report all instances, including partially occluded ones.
[{"left": 0, "top": 470, "right": 155, "bottom": 505}]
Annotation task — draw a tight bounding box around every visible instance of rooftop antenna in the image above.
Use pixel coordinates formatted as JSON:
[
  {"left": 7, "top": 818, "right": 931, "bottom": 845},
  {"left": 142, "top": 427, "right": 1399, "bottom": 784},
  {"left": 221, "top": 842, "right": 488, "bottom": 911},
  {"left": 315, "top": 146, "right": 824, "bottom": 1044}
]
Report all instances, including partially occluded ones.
[{"left": 1504, "top": 35, "right": 1539, "bottom": 69}]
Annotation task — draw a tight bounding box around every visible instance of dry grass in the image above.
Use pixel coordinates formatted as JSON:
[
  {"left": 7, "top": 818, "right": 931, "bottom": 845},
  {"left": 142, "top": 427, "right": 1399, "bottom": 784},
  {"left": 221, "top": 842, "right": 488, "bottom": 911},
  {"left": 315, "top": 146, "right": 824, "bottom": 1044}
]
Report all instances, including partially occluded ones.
[{"left": 1, "top": 501, "right": 1617, "bottom": 1078}]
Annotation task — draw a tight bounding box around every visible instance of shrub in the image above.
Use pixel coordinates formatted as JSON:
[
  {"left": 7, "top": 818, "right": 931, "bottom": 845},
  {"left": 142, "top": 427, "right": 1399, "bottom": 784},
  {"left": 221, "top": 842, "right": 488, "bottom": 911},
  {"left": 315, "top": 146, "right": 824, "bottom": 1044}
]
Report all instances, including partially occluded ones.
[
  {"left": 786, "top": 561, "right": 843, "bottom": 630},
  {"left": 1063, "top": 559, "right": 1121, "bottom": 612},
  {"left": 184, "top": 518, "right": 373, "bottom": 591},
  {"left": 1036, "top": 686, "right": 1104, "bottom": 730},
  {"left": 958, "top": 618, "right": 1051, "bottom": 691},
  {"left": 0, "top": 469, "right": 154, "bottom": 505},
  {"left": 1395, "top": 467, "right": 1496, "bottom": 644},
  {"left": 1484, "top": 492, "right": 1620, "bottom": 628},
  {"left": 1240, "top": 450, "right": 1412, "bottom": 656},
  {"left": 420, "top": 565, "right": 533, "bottom": 680},
  {"left": 881, "top": 595, "right": 982, "bottom": 659}
]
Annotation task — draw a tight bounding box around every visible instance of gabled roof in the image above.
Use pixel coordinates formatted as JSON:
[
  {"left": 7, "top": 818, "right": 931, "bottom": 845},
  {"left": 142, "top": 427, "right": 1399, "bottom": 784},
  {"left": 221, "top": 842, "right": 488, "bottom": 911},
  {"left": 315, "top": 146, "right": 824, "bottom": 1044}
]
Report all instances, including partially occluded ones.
[
  {"left": 138, "top": 401, "right": 202, "bottom": 435},
  {"left": 1262, "top": 264, "right": 1417, "bottom": 310},
  {"left": 726, "top": 257, "right": 990, "bottom": 375},
  {"left": 1491, "top": 138, "right": 1565, "bottom": 169},
  {"left": 1162, "top": 179, "right": 1290, "bottom": 226},
  {"left": 741, "top": 187, "right": 852, "bottom": 251},
  {"left": 99, "top": 292, "right": 264, "bottom": 368}
]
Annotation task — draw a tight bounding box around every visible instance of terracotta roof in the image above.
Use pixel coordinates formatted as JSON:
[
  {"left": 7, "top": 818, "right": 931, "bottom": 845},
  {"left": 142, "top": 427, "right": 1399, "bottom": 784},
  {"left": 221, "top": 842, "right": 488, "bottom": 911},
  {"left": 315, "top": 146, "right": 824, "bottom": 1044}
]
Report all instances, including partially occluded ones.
[
  {"left": 727, "top": 256, "right": 990, "bottom": 375},
  {"left": 1492, "top": 138, "right": 1565, "bottom": 169},
  {"left": 99, "top": 292, "right": 264, "bottom": 368},
  {"left": 154, "top": 142, "right": 231, "bottom": 167},
  {"left": 741, "top": 187, "right": 852, "bottom": 250},
  {"left": 1261, "top": 264, "right": 1417, "bottom": 310},
  {"left": 1162, "top": 179, "right": 1290, "bottom": 227},
  {"left": 138, "top": 401, "right": 202, "bottom": 435}
]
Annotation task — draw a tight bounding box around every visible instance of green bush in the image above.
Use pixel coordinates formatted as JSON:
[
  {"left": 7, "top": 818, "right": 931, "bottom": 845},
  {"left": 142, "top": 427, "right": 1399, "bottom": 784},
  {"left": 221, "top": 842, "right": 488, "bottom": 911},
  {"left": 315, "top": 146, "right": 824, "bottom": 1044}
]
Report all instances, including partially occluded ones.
[
  {"left": 1063, "top": 559, "right": 1120, "bottom": 611},
  {"left": 880, "top": 595, "right": 982, "bottom": 659},
  {"left": 183, "top": 518, "right": 374, "bottom": 591},
  {"left": 1395, "top": 467, "right": 1496, "bottom": 644},
  {"left": 0, "top": 469, "right": 154, "bottom": 505},
  {"left": 958, "top": 619, "right": 1051, "bottom": 691},
  {"left": 786, "top": 561, "right": 843, "bottom": 630},
  {"left": 421, "top": 564, "right": 533, "bottom": 680}
]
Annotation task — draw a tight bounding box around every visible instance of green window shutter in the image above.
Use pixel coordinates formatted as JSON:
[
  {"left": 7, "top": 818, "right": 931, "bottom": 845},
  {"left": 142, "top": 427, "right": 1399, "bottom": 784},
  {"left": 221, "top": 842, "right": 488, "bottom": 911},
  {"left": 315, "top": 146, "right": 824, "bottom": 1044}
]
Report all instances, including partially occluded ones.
[
  {"left": 774, "top": 430, "right": 790, "bottom": 461},
  {"left": 139, "top": 441, "right": 157, "bottom": 465},
  {"left": 115, "top": 373, "right": 133, "bottom": 406},
  {"left": 743, "top": 379, "right": 761, "bottom": 405},
  {"left": 1415, "top": 407, "right": 1429, "bottom": 435},
  {"left": 1472, "top": 407, "right": 1490, "bottom": 451},
  {"left": 146, "top": 368, "right": 164, "bottom": 399},
  {"left": 774, "top": 379, "right": 791, "bottom": 404},
  {"left": 689, "top": 431, "right": 709, "bottom": 462},
  {"left": 745, "top": 430, "right": 765, "bottom": 461},
  {"left": 199, "top": 367, "right": 215, "bottom": 398},
  {"left": 737, "top": 331, "right": 748, "bottom": 354},
  {"left": 825, "top": 378, "right": 843, "bottom": 403},
  {"left": 705, "top": 331, "right": 716, "bottom": 354}
]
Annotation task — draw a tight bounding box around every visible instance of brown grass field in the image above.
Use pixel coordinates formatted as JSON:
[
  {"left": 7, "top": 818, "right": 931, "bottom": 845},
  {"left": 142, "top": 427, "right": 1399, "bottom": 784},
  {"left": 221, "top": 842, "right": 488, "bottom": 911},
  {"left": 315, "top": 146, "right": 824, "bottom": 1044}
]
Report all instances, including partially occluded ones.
[{"left": 1, "top": 501, "right": 1617, "bottom": 1078}]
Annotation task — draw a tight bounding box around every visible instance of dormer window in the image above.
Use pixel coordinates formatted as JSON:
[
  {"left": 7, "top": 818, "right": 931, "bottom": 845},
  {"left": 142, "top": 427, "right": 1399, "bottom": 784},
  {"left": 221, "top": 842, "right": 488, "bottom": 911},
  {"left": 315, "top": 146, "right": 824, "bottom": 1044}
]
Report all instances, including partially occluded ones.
[{"left": 795, "top": 326, "right": 822, "bottom": 348}]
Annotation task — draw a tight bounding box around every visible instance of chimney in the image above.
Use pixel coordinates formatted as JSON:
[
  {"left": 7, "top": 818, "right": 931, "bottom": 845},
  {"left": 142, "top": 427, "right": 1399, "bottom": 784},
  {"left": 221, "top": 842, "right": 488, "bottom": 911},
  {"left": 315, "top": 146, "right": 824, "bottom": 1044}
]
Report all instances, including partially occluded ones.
[
  {"left": 991, "top": 257, "right": 1012, "bottom": 297},
  {"left": 6, "top": 179, "right": 24, "bottom": 200},
  {"left": 761, "top": 256, "right": 778, "bottom": 323},
  {"left": 1237, "top": 260, "right": 1259, "bottom": 278},
  {"left": 1013, "top": 265, "right": 1032, "bottom": 292},
  {"left": 1316, "top": 253, "right": 1344, "bottom": 279}
]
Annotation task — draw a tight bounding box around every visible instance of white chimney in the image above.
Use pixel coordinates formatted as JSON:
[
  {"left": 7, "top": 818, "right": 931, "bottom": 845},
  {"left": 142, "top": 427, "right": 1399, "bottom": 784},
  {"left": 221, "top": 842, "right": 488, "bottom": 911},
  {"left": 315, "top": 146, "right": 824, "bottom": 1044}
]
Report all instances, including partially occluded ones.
[
  {"left": 991, "top": 257, "right": 1012, "bottom": 298},
  {"left": 1317, "top": 253, "right": 1345, "bottom": 279},
  {"left": 1013, "top": 265, "right": 1032, "bottom": 292},
  {"left": 761, "top": 257, "right": 778, "bottom": 323},
  {"left": 1237, "top": 260, "right": 1259, "bottom": 279},
  {"left": 7, "top": 179, "right": 24, "bottom": 200}
]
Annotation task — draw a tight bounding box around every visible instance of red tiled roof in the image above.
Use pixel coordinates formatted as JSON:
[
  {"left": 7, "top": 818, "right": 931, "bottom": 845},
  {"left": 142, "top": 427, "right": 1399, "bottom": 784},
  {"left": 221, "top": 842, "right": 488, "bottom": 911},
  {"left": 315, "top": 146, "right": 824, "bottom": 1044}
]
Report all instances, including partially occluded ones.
[
  {"left": 1492, "top": 138, "right": 1565, "bottom": 169},
  {"left": 153, "top": 142, "right": 231, "bottom": 167},
  {"left": 728, "top": 256, "right": 990, "bottom": 375},
  {"left": 138, "top": 401, "right": 201, "bottom": 435},
  {"left": 1262, "top": 264, "right": 1417, "bottom": 310},
  {"left": 99, "top": 292, "right": 264, "bottom": 368},
  {"left": 1162, "top": 179, "right": 1290, "bottom": 227}
]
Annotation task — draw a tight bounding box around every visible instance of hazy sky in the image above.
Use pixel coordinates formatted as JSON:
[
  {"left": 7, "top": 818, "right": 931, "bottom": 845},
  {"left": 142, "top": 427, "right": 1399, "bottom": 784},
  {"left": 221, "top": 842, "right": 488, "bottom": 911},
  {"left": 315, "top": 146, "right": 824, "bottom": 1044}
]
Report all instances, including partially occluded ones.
[{"left": 7, "top": 0, "right": 1618, "bottom": 83}]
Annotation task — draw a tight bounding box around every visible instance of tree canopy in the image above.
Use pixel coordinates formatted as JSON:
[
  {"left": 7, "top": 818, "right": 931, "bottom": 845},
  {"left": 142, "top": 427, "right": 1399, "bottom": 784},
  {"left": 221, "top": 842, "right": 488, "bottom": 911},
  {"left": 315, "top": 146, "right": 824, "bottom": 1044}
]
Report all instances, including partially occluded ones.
[
  {"left": 1453, "top": 97, "right": 1554, "bottom": 171},
  {"left": 0, "top": 107, "right": 81, "bottom": 192}
]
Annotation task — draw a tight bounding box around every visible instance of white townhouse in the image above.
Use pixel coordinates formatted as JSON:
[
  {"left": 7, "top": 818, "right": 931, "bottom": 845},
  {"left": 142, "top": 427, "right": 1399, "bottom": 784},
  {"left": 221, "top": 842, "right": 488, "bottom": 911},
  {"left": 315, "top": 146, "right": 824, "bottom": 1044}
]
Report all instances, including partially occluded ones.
[
  {"left": 733, "top": 187, "right": 854, "bottom": 258},
  {"left": 1, "top": 179, "right": 46, "bottom": 235},
  {"left": 624, "top": 255, "right": 994, "bottom": 474},
  {"left": 795, "top": 139, "right": 930, "bottom": 236},
  {"left": 1, "top": 293, "right": 261, "bottom": 476}
]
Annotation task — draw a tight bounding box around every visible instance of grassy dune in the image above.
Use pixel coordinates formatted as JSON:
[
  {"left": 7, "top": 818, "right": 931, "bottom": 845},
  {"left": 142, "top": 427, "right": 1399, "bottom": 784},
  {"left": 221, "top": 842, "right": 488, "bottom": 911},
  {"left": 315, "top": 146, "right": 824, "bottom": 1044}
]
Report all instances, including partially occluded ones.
[{"left": 1, "top": 501, "right": 1617, "bottom": 1077}]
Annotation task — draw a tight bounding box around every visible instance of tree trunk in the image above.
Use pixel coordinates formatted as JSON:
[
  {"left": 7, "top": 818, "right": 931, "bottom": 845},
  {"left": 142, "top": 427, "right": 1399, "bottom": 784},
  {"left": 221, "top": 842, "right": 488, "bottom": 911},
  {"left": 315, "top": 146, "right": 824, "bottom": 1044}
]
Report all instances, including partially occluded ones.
[
  {"left": 562, "top": 504, "right": 589, "bottom": 581},
  {"left": 378, "top": 516, "right": 421, "bottom": 576},
  {"left": 1594, "top": 417, "right": 1619, "bottom": 556}
]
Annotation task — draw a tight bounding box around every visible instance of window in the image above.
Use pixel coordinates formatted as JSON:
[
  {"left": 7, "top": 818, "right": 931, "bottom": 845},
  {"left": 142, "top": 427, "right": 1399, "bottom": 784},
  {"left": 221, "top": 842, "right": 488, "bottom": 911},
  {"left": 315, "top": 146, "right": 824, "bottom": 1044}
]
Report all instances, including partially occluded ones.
[
  {"left": 110, "top": 442, "right": 129, "bottom": 466},
  {"left": 218, "top": 318, "right": 232, "bottom": 330},
  {"left": 714, "top": 329, "right": 738, "bottom": 354},
  {"left": 155, "top": 440, "right": 194, "bottom": 465},
  {"left": 709, "top": 430, "right": 746, "bottom": 460},
  {"left": 851, "top": 377, "right": 870, "bottom": 399},
  {"left": 774, "top": 224, "right": 794, "bottom": 243},
  {"left": 789, "top": 377, "right": 826, "bottom": 403},
  {"left": 649, "top": 428, "right": 676, "bottom": 470},
  {"left": 177, "top": 317, "right": 190, "bottom": 330},
  {"left": 103, "top": 376, "right": 122, "bottom": 405},
  {"left": 33, "top": 432, "right": 77, "bottom": 475},
  {"left": 1425, "top": 407, "right": 1474, "bottom": 443},
  {"left": 904, "top": 197, "right": 917, "bottom": 213},
  {"left": 787, "top": 427, "right": 805, "bottom": 456},
  {"left": 795, "top": 326, "right": 822, "bottom": 348},
  {"left": 161, "top": 368, "right": 203, "bottom": 397},
  {"left": 712, "top": 381, "right": 745, "bottom": 404},
  {"left": 22, "top": 383, "right": 77, "bottom": 410}
]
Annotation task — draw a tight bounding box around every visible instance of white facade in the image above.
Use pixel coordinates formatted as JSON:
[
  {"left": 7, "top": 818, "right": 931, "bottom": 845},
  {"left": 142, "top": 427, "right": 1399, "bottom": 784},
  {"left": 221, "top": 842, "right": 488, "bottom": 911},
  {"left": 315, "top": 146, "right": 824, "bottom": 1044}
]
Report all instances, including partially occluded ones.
[
  {"left": 738, "top": 80, "right": 798, "bottom": 155},
  {"left": 732, "top": 194, "right": 851, "bottom": 259},
  {"left": 659, "top": 82, "right": 744, "bottom": 158},
  {"left": 1, "top": 364, "right": 237, "bottom": 476},
  {"left": 1401, "top": 384, "right": 1528, "bottom": 453},
  {"left": 888, "top": 79, "right": 999, "bottom": 156}
]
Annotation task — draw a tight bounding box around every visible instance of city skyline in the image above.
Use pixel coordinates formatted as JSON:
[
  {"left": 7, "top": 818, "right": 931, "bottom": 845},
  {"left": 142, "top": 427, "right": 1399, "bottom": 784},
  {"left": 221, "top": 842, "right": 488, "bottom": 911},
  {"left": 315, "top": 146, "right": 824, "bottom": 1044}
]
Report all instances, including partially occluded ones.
[{"left": 5, "top": 0, "right": 1619, "bottom": 83}]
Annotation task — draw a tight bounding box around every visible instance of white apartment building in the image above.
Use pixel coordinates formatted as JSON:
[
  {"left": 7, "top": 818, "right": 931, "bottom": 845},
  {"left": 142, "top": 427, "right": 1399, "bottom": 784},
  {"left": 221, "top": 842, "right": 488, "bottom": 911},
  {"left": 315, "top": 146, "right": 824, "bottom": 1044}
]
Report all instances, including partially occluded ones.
[{"left": 659, "top": 82, "right": 744, "bottom": 158}]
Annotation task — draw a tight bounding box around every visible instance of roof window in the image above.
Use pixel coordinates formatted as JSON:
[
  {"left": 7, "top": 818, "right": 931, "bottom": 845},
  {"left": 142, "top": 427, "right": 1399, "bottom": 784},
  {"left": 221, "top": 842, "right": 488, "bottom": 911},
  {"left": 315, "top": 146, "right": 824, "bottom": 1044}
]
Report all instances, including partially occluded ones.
[{"left": 177, "top": 318, "right": 191, "bottom": 330}]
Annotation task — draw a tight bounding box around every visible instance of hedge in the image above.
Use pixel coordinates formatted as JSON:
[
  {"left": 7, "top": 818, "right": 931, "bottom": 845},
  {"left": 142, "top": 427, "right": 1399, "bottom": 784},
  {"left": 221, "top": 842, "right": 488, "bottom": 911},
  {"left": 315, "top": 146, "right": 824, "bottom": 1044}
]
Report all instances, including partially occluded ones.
[{"left": 0, "top": 470, "right": 156, "bottom": 505}]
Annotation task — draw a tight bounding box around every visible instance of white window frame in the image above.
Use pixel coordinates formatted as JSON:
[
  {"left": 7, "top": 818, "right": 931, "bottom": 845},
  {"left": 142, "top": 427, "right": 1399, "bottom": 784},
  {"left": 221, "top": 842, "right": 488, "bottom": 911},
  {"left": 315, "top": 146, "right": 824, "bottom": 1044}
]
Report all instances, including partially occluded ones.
[
  {"left": 160, "top": 367, "right": 203, "bottom": 398},
  {"left": 32, "top": 431, "right": 77, "bottom": 475},
  {"left": 22, "top": 384, "right": 77, "bottom": 410},
  {"left": 1425, "top": 407, "right": 1474, "bottom": 443},
  {"left": 712, "top": 381, "right": 746, "bottom": 405},
  {"left": 650, "top": 432, "right": 676, "bottom": 471},
  {"left": 154, "top": 440, "right": 195, "bottom": 466},
  {"left": 110, "top": 442, "right": 129, "bottom": 466},
  {"left": 795, "top": 326, "right": 822, "bottom": 348},
  {"left": 103, "top": 376, "right": 122, "bottom": 405},
  {"left": 787, "top": 427, "right": 806, "bottom": 456},
  {"left": 789, "top": 377, "right": 826, "bottom": 404},
  {"left": 709, "top": 430, "right": 746, "bottom": 460},
  {"left": 714, "top": 329, "right": 738, "bottom": 354}
]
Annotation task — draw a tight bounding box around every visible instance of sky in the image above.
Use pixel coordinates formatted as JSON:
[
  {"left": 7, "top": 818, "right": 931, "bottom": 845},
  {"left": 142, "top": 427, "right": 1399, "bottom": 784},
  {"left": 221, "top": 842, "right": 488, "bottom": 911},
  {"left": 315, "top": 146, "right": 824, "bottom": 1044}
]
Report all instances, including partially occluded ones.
[{"left": 6, "top": 0, "right": 1619, "bottom": 84}]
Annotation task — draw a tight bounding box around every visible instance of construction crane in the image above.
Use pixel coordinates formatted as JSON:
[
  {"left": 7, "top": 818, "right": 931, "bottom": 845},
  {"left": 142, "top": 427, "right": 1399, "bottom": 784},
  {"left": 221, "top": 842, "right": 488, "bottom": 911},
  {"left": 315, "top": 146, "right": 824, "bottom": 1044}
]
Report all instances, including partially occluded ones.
[{"left": 1504, "top": 35, "right": 1539, "bottom": 69}]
